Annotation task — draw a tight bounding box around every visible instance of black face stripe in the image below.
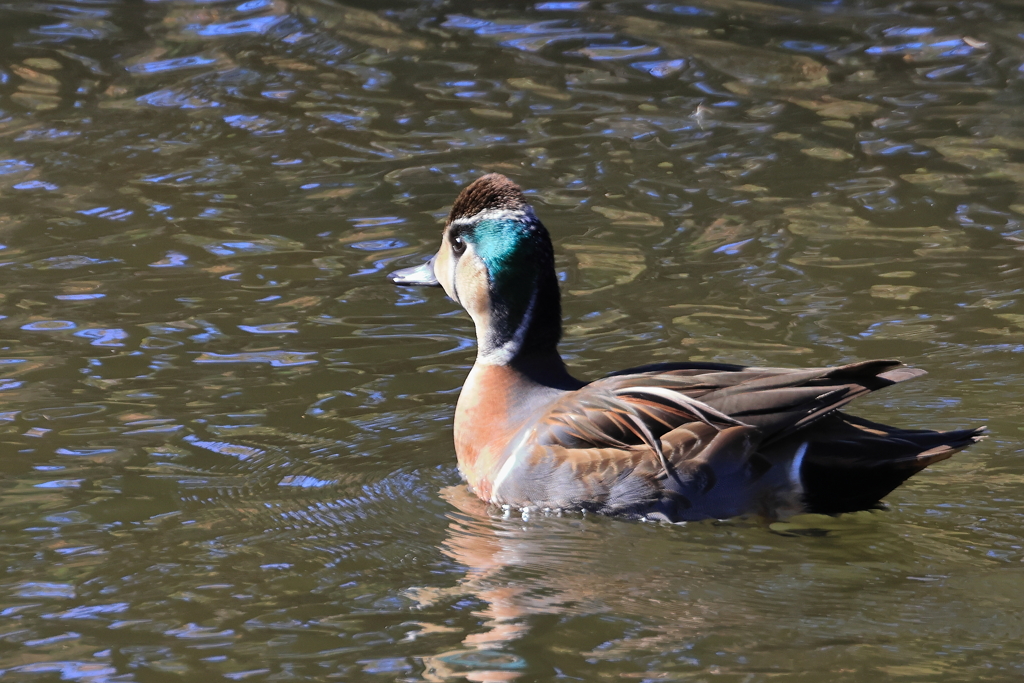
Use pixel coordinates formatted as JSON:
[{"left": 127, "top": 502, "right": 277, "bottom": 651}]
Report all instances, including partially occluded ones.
[
  {"left": 449, "top": 248, "right": 461, "bottom": 305},
  {"left": 448, "top": 223, "right": 474, "bottom": 240}
]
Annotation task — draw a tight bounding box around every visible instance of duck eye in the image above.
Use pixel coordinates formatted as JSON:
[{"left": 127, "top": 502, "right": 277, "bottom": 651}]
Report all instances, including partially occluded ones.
[{"left": 451, "top": 234, "right": 466, "bottom": 256}]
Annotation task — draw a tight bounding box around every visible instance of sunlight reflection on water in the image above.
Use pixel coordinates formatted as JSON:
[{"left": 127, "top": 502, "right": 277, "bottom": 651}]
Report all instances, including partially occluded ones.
[{"left": 0, "top": 0, "right": 1021, "bottom": 680}]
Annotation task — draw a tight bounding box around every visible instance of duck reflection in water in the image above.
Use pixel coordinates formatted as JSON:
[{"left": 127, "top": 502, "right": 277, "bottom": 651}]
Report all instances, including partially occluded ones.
[
  {"left": 413, "top": 485, "right": 754, "bottom": 682},
  {"left": 411, "top": 487, "right": 532, "bottom": 682}
]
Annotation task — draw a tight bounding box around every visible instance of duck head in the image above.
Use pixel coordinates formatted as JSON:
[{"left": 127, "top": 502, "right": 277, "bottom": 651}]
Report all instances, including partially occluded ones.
[{"left": 390, "top": 174, "right": 563, "bottom": 366}]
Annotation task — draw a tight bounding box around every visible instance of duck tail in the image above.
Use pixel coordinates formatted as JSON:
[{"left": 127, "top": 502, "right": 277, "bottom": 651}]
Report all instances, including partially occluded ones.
[{"left": 795, "top": 414, "right": 985, "bottom": 515}]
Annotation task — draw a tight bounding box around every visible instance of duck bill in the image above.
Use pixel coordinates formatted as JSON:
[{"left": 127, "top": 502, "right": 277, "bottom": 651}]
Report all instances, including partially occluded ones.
[{"left": 388, "top": 257, "right": 440, "bottom": 286}]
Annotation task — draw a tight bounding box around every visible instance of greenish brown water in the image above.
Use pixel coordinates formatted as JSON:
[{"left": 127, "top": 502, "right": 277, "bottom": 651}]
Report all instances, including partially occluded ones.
[{"left": 0, "top": 0, "right": 1021, "bottom": 680}]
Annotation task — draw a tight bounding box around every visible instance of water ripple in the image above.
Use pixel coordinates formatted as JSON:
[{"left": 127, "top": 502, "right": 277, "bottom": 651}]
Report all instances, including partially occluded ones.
[
  {"left": 0, "top": 0, "right": 1020, "bottom": 680},
  {"left": 193, "top": 351, "right": 317, "bottom": 367}
]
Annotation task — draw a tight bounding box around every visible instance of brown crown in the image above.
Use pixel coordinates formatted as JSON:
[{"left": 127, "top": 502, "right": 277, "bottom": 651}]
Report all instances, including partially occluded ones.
[{"left": 447, "top": 173, "right": 527, "bottom": 224}]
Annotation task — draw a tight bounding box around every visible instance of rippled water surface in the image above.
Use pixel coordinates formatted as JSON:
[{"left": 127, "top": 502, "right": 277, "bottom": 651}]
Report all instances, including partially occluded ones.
[{"left": 0, "top": 0, "right": 1022, "bottom": 680}]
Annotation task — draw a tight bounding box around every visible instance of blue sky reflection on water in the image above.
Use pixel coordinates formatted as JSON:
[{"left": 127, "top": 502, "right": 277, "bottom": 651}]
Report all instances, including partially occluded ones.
[{"left": 0, "top": 0, "right": 1022, "bottom": 681}]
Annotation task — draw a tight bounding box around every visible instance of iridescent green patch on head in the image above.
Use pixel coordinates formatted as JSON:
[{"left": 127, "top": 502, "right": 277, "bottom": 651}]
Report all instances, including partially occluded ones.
[{"left": 470, "top": 217, "right": 540, "bottom": 321}]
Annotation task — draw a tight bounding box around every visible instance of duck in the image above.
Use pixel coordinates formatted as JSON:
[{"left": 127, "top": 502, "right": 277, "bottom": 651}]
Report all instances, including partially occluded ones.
[{"left": 388, "top": 173, "right": 984, "bottom": 522}]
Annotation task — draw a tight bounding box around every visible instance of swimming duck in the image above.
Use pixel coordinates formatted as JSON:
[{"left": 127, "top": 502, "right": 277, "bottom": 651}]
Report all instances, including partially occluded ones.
[{"left": 389, "top": 173, "right": 983, "bottom": 522}]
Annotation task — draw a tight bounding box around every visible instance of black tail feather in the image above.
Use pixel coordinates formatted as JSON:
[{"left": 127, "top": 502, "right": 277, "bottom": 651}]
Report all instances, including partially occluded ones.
[{"left": 797, "top": 414, "right": 985, "bottom": 514}]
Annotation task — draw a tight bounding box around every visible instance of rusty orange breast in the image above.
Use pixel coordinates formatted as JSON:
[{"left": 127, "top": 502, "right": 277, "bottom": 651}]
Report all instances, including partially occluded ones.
[{"left": 454, "top": 364, "right": 524, "bottom": 498}]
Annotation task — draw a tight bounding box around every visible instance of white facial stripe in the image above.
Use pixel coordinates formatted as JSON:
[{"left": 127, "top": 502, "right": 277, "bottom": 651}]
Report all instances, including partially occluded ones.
[
  {"left": 477, "top": 282, "right": 538, "bottom": 366},
  {"left": 449, "top": 207, "right": 533, "bottom": 227}
]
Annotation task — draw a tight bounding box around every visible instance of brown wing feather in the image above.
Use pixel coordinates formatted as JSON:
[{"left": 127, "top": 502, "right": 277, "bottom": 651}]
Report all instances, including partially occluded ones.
[
  {"left": 528, "top": 359, "right": 922, "bottom": 483},
  {"left": 516, "top": 420, "right": 767, "bottom": 518},
  {"left": 496, "top": 359, "right": 967, "bottom": 519},
  {"left": 587, "top": 359, "right": 919, "bottom": 445}
]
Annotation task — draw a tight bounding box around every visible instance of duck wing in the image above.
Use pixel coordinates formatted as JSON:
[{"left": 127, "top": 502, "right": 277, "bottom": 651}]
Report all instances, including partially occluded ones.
[
  {"left": 513, "top": 359, "right": 963, "bottom": 519},
  {"left": 600, "top": 359, "right": 924, "bottom": 443},
  {"left": 536, "top": 359, "right": 916, "bottom": 454},
  {"left": 488, "top": 365, "right": 752, "bottom": 515}
]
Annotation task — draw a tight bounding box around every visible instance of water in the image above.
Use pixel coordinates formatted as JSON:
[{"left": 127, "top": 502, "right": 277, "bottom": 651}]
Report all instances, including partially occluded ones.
[{"left": 0, "top": 0, "right": 1021, "bottom": 680}]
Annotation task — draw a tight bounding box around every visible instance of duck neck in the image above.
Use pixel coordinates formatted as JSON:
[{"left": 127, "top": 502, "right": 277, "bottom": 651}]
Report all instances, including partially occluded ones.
[
  {"left": 456, "top": 268, "right": 579, "bottom": 497},
  {"left": 475, "top": 258, "right": 563, "bottom": 366}
]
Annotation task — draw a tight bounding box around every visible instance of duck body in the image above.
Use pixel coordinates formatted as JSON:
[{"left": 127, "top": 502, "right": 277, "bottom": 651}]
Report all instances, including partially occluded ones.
[{"left": 390, "top": 174, "right": 983, "bottom": 522}]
